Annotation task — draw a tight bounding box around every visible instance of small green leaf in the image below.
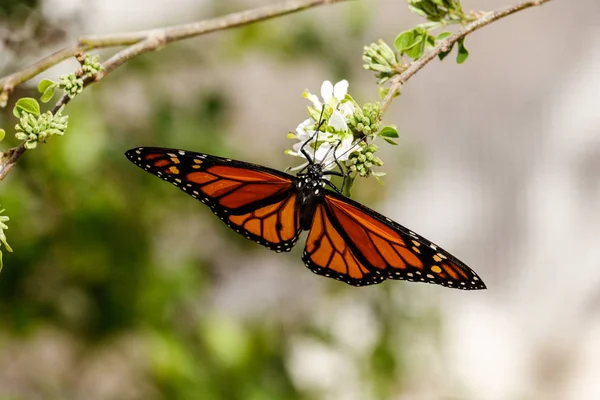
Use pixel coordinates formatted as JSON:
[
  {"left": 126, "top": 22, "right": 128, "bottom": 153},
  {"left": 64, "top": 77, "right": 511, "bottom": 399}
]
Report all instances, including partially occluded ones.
[
  {"left": 40, "top": 86, "right": 56, "bottom": 103},
  {"left": 13, "top": 98, "right": 40, "bottom": 118},
  {"left": 37, "top": 79, "right": 56, "bottom": 94},
  {"left": 405, "top": 35, "right": 425, "bottom": 59},
  {"left": 24, "top": 141, "right": 38, "bottom": 149},
  {"left": 456, "top": 38, "right": 469, "bottom": 64},
  {"left": 425, "top": 34, "right": 436, "bottom": 49},
  {"left": 383, "top": 137, "right": 399, "bottom": 145},
  {"left": 343, "top": 175, "right": 355, "bottom": 198},
  {"left": 378, "top": 87, "right": 389, "bottom": 99},
  {"left": 436, "top": 31, "right": 452, "bottom": 41},
  {"left": 408, "top": 4, "right": 428, "bottom": 18},
  {"left": 438, "top": 47, "right": 453, "bottom": 61},
  {"left": 379, "top": 126, "right": 399, "bottom": 138},
  {"left": 394, "top": 30, "right": 416, "bottom": 53},
  {"left": 0, "top": 129, "right": 4, "bottom": 142}
]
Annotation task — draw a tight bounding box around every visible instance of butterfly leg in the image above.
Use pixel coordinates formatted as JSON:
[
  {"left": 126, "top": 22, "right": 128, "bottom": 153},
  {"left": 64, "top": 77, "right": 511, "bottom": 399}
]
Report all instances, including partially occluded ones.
[
  {"left": 321, "top": 141, "right": 347, "bottom": 193},
  {"left": 322, "top": 178, "right": 343, "bottom": 195}
]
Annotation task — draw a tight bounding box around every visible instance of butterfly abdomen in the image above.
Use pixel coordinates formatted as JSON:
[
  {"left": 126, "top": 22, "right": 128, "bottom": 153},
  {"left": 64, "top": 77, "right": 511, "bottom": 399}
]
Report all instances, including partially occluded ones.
[{"left": 294, "top": 169, "right": 326, "bottom": 231}]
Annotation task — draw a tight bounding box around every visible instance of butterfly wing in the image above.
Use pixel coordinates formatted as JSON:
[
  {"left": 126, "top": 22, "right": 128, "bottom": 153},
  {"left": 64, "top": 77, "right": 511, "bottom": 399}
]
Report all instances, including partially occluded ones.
[
  {"left": 126, "top": 147, "right": 301, "bottom": 252},
  {"left": 303, "top": 191, "right": 486, "bottom": 289}
]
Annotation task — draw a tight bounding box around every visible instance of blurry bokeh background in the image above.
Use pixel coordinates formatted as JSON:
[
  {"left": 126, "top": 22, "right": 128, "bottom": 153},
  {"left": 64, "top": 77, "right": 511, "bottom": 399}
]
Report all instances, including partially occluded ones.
[{"left": 1, "top": 0, "right": 599, "bottom": 399}]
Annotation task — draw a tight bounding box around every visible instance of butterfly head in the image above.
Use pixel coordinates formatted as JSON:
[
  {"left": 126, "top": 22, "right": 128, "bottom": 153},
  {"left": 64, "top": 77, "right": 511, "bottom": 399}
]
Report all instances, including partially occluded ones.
[{"left": 306, "top": 163, "right": 323, "bottom": 179}]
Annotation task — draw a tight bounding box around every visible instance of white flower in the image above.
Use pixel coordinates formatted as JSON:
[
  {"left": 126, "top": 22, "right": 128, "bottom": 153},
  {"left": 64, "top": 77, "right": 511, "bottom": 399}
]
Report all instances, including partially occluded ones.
[
  {"left": 321, "top": 80, "right": 348, "bottom": 105},
  {"left": 289, "top": 79, "right": 359, "bottom": 172},
  {"left": 305, "top": 79, "right": 349, "bottom": 109}
]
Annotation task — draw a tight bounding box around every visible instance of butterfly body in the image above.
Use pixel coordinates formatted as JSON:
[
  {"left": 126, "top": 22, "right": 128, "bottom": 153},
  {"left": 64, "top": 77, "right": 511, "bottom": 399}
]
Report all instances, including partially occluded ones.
[
  {"left": 126, "top": 147, "right": 486, "bottom": 290},
  {"left": 294, "top": 164, "right": 326, "bottom": 230}
]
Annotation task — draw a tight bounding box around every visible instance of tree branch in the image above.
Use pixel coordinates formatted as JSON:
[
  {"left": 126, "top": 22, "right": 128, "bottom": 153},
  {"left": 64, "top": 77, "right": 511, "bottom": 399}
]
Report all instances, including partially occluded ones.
[
  {"left": 380, "top": 0, "right": 553, "bottom": 114},
  {"left": 0, "top": 0, "right": 349, "bottom": 99},
  {"left": 0, "top": 0, "right": 351, "bottom": 181}
]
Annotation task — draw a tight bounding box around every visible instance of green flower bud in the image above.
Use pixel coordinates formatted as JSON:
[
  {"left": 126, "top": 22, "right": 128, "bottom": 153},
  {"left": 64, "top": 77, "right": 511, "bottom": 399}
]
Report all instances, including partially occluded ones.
[
  {"left": 81, "top": 54, "right": 104, "bottom": 77},
  {"left": 363, "top": 40, "right": 400, "bottom": 84},
  {"left": 407, "top": 0, "right": 465, "bottom": 22},
  {"left": 14, "top": 107, "right": 69, "bottom": 148},
  {"left": 59, "top": 74, "right": 84, "bottom": 99}
]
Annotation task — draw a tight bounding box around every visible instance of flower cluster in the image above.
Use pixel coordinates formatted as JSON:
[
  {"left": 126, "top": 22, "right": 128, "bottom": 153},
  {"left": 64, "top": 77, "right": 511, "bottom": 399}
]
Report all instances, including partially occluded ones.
[
  {"left": 15, "top": 106, "right": 69, "bottom": 149},
  {"left": 81, "top": 54, "right": 104, "bottom": 77},
  {"left": 407, "top": 0, "right": 465, "bottom": 22},
  {"left": 287, "top": 80, "right": 398, "bottom": 189},
  {"left": 0, "top": 207, "right": 12, "bottom": 272},
  {"left": 348, "top": 144, "right": 384, "bottom": 178},
  {"left": 59, "top": 74, "right": 84, "bottom": 99},
  {"left": 363, "top": 40, "right": 400, "bottom": 84},
  {"left": 286, "top": 80, "right": 355, "bottom": 172}
]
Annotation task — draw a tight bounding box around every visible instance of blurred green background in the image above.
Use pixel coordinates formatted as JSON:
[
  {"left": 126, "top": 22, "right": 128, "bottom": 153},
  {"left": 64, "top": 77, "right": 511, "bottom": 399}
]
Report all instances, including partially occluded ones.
[{"left": 1, "top": 0, "right": 599, "bottom": 399}]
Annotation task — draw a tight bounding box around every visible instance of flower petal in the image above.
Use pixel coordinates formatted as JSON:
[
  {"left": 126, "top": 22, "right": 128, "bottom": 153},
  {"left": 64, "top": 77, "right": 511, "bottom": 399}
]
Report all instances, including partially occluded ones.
[
  {"left": 320, "top": 80, "right": 333, "bottom": 103},
  {"left": 296, "top": 118, "right": 315, "bottom": 139},
  {"left": 335, "top": 135, "right": 355, "bottom": 161},
  {"left": 328, "top": 111, "right": 348, "bottom": 132},
  {"left": 315, "top": 142, "right": 334, "bottom": 164},
  {"left": 306, "top": 93, "right": 321, "bottom": 109},
  {"left": 289, "top": 161, "right": 309, "bottom": 171},
  {"left": 338, "top": 101, "right": 355, "bottom": 117},
  {"left": 333, "top": 80, "right": 349, "bottom": 100}
]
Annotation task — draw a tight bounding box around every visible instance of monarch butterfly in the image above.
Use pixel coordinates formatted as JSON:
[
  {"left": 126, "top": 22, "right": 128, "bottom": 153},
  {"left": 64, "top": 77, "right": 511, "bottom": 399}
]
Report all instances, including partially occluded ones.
[{"left": 125, "top": 144, "right": 486, "bottom": 290}]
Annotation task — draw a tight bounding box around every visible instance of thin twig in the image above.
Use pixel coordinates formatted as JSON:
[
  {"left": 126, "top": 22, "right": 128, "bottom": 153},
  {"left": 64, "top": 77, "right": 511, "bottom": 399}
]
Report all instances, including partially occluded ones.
[
  {"left": 0, "top": 0, "right": 348, "bottom": 97},
  {"left": 0, "top": 0, "right": 350, "bottom": 181},
  {"left": 380, "top": 0, "right": 553, "bottom": 114}
]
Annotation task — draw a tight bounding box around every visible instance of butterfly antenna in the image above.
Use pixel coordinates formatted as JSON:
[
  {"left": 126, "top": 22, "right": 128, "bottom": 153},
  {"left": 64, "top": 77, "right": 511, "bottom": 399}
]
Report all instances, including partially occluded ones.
[
  {"left": 314, "top": 105, "right": 327, "bottom": 164},
  {"left": 323, "top": 135, "right": 368, "bottom": 171},
  {"left": 299, "top": 105, "right": 328, "bottom": 167}
]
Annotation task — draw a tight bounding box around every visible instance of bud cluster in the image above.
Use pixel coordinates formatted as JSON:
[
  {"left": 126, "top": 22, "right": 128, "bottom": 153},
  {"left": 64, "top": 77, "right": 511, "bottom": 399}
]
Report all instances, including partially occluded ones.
[
  {"left": 59, "top": 74, "right": 84, "bottom": 99},
  {"left": 363, "top": 40, "right": 400, "bottom": 84},
  {"left": 348, "top": 102, "right": 381, "bottom": 137},
  {"left": 15, "top": 107, "right": 69, "bottom": 149},
  {"left": 348, "top": 144, "right": 384, "bottom": 178},
  {"left": 407, "top": 0, "right": 464, "bottom": 22},
  {"left": 0, "top": 207, "right": 12, "bottom": 272}
]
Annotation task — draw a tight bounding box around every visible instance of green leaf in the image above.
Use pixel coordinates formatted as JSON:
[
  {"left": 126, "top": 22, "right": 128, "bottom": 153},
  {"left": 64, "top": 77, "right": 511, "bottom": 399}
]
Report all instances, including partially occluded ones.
[
  {"left": 438, "top": 48, "right": 453, "bottom": 61},
  {"left": 394, "top": 30, "right": 416, "bottom": 53},
  {"left": 383, "top": 137, "right": 399, "bottom": 145},
  {"left": 378, "top": 87, "right": 389, "bottom": 99},
  {"left": 425, "top": 34, "right": 436, "bottom": 49},
  {"left": 436, "top": 31, "right": 452, "bottom": 41},
  {"left": 438, "top": 36, "right": 456, "bottom": 61},
  {"left": 0, "top": 128, "right": 4, "bottom": 142},
  {"left": 408, "top": 5, "right": 428, "bottom": 18},
  {"left": 379, "top": 126, "right": 399, "bottom": 138},
  {"left": 405, "top": 35, "right": 425, "bottom": 59},
  {"left": 456, "top": 37, "right": 469, "bottom": 64},
  {"left": 13, "top": 98, "right": 40, "bottom": 118},
  {"left": 37, "top": 79, "right": 56, "bottom": 94},
  {"left": 40, "top": 86, "right": 56, "bottom": 103},
  {"left": 343, "top": 175, "right": 355, "bottom": 198}
]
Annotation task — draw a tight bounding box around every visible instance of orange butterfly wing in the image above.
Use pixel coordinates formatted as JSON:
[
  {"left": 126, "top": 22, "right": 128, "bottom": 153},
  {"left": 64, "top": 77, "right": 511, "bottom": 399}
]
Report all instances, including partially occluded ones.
[
  {"left": 126, "top": 147, "right": 301, "bottom": 252},
  {"left": 303, "top": 192, "right": 486, "bottom": 289},
  {"left": 303, "top": 203, "right": 382, "bottom": 285}
]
